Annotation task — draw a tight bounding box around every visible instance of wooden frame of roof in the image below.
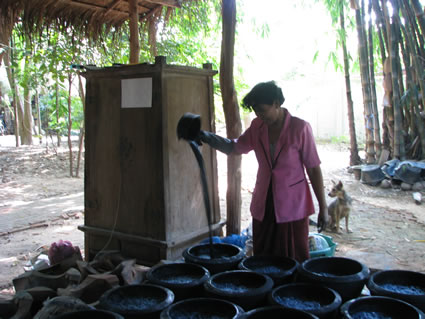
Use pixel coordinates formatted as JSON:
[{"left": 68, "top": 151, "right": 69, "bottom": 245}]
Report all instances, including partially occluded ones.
[
  {"left": 0, "top": 0, "right": 181, "bottom": 31},
  {"left": 0, "top": 0, "right": 185, "bottom": 62}
]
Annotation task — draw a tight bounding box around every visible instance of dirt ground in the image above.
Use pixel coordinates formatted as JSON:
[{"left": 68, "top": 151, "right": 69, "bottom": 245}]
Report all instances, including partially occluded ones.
[{"left": 0, "top": 135, "right": 424, "bottom": 297}]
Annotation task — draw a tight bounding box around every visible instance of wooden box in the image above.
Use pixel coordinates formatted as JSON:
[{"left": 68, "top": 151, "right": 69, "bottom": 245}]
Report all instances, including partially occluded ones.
[{"left": 79, "top": 56, "right": 223, "bottom": 265}]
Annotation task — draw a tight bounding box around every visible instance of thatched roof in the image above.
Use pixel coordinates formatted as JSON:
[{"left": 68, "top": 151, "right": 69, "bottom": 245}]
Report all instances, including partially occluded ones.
[{"left": 0, "top": 0, "right": 185, "bottom": 41}]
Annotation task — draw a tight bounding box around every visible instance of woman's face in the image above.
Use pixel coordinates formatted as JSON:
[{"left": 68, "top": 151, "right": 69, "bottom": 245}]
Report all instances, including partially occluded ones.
[{"left": 253, "top": 102, "right": 281, "bottom": 126}]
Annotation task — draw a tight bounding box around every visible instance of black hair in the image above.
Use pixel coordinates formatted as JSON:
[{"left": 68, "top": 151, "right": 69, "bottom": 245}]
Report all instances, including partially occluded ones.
[{"left": 241, "top": 81, "right": 285, "bottom": 112}]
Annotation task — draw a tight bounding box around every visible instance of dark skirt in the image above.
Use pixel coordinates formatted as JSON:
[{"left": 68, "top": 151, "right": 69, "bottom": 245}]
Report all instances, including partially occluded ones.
[{"left": 252, "top": 184, "right": 310, "bottom": 262}]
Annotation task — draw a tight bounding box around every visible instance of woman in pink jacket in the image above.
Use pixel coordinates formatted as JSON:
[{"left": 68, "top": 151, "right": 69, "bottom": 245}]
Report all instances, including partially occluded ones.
[{"left": 200, "top": 81, "right": 328, "bottom": 262}]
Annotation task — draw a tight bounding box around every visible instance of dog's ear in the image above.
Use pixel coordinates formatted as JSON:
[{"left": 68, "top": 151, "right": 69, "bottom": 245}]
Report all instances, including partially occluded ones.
[
  {"left": 337, "top": 181, "right": 343, "bottom": 189},
  {"left": 331, "top": 180, "right": 336, "bottom": 185}
]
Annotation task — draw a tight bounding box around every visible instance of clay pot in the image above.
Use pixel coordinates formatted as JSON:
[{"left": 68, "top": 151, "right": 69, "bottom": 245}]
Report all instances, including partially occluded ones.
[
  {"left": 146, "top": 262, "right": 210, "bottom": 301},
  {"left": 54, "top": 310, "right": 124, "bottom": 318},
  {"left": 160, "top": 297, "right": 244, "bottom": 319},
  {"left": 204, "top": 270, "right": 274, "bottom": 310},
  {"left": 98, "top": 284, "right": 174, "bottom": 319},
  {"left": 340, "top": 296, "right": 425, "bottom": 319},
  {"left": 367, "top": 270, "right": 425, "bottom": 312},
  {"left": 238, "top": 305, "right": 319, "bottom": 319},
  {"left": 297, "top": 256, "right": 369, "bottom": 302},
  {"left": 182, "top": 243, "right": 245, "bottom": 274},
  {"left": 268, "top": 283, "right": 342, "bottom": 319},
  {"left": 238, "top": 255, "right": 298, "bottom": 287}
]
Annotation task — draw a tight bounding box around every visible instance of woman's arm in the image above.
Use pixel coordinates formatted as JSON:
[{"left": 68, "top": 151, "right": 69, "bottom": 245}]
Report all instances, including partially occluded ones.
[
  {"left": 199, "top": 131, "right": 234, "bottom": 154},
  {"left": 306, "top": 165, "right": 329, "bottom": 232}
]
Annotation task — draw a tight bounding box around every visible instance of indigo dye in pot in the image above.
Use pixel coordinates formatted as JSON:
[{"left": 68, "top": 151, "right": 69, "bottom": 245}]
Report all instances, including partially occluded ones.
[
  {"left": 269, "top": 282, "right": 341, "bottom": 319},
  {"left": 160, "top": 297, "right": 244, "bottom": 319},
  {"left": 146, "top": 262, "right": 210, "bottom": 301},
  {"left": 54, "top": 310, "right": 124, "bottom": 319},
  {"left": 298, "top": 256, "right": 369, "bottom": 302},
  {"left": 340, "top": 296, "right": 425, "bottom": 319},
  {"left": 275, "top": 297, "right": 321, "bottom": 310},
  {"left": 183, "top": 243, "right": 245, "bottom": 274},
  {"left": 367, "top": 270, "right": 425, "bottom": 312},
  {"left": 98, "top": 284, "right": 174, "bottom": 319},
  {"left": 380, "top": 284, "right": 424, "bottom": 295},
  {"left": 204, "top": 270, "right": 273, "bottom": 310},
  {"left": 238, "top": 306, "right": 319, "bottom": 319},
  {"left": 238, "top": 255, "right": 298, "bottom": 286}
]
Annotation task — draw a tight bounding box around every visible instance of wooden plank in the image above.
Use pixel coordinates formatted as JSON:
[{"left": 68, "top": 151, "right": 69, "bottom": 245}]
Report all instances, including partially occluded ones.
[
  {"left": 204, "top": 63, "right": 221, "bottom": 228},
  {"left": 79, "top": 221, "right": 223, "bottom": 248},
  {"left": 83, "top": 63, "right": 222, "bottom": 264},
  {"left": 84, "top": 77, "right": 122, "bottom": 232}
]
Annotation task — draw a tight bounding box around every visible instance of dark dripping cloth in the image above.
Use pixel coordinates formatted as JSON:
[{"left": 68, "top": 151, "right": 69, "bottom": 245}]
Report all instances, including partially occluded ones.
[{"left": 253, "top": 183, "right": 310, "bottom": 262}]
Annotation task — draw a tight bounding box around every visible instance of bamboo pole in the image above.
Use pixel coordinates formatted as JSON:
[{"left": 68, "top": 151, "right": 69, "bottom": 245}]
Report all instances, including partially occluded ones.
[
  {"left": 354, "top": 1, "right": 376, "bottom": 163},
  {"left": 340, "top": 0, "right": 361, "bottom": 165},
  {"left": 367, "top": 0, "right": 382, "bottom": 158},
  {"left": 400, "top": 0, "right": 425, "bottom": 158},
  {"left": 410, "top": 0, "right": 425, "bottom": 36},
  {"left": 389, "top": 0, "right": 406, "bottom": 159}
]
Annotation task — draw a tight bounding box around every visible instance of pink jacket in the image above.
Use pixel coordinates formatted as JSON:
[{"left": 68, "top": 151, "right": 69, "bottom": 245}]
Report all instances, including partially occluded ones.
[{"left": 233, "top": 109, "right": 321, "bottom": 223}]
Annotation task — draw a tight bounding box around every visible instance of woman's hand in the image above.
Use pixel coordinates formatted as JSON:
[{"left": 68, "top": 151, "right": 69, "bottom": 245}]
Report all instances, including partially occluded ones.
[{"left": 317, "top": 207, "right": 329, "bottom": 233}]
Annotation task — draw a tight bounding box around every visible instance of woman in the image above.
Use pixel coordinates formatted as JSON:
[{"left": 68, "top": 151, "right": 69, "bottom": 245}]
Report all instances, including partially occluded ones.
[{"left": 200, "top": 81, "right": 328, "bottom": 262}]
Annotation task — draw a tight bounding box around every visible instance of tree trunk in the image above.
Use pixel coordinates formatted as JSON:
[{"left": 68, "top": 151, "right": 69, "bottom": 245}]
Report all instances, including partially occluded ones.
[
  {"left": 129, "top": 0, "right": 139, "bottom": 64},
  {"left": 76, "top": 74, "right": 85, "bottom": 177},
  {"left": 67, "top": 73, "right": 74, "bottom": 177},
  {"left": 220, "top": 0, "right": 242, "bottom": 235},
  {"left": 20, "top": 35, "right": 34, "bottom": 145},
  {"left": 7, "top": 49, "right": 25, "bottom": 144},
  {"left": 354, "top": 2, "right": 375, "bottom": 163},
  {"left": 340, "top": 1, "right": 361, "bottom": 166},
  {"left": 0, "top": 5, "right": 17, "bottom": 67},
  {"left": 22, "top": 85, "right": 33, "bottom": 145},
  {"left": 56, "top": 80, "right": 61, "bottom": 147},
  {"left": 35, "top": 90, "right": 42, "bottom": 143},
  {"left": 3, "top": 43, "right": 20, "bottom": 146}
]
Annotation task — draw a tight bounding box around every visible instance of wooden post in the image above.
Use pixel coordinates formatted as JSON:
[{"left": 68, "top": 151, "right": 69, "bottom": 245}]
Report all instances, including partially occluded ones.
[
  {"left": 129, "top": 0, "right": 139, "bottom": 64},
  {"left": 220, "top": 0, "right": 242, "bottom": 235}
]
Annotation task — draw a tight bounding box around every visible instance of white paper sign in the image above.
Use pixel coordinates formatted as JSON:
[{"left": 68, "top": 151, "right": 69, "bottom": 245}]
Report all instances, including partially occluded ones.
[{"left": 121, "top": 77, "right": 152, "bottom": 108}]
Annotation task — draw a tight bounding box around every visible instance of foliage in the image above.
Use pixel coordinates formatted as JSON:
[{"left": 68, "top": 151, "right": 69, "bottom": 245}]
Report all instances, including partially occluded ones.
[
  {"left": 2, "top": 0, "right": 267, "bottom": 140},
  {"left": 39, "top": 89, "right": 83, "bottom": 133}
]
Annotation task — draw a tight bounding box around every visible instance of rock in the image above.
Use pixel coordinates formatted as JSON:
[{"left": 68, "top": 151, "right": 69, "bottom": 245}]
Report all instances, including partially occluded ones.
[
  {"left": 33, "top": 296, "right": 93, "bottom": 319},
  {"left": 380, "top": 179, "right": 392, "bottom": 189},
  {"left": 13, "top": 266, "right": 81, "bottom": 292},
  {"left": 11, "top": 291, "right": 33, "bottom": 319},
  {"left": 401, "top": 182, "right": 412, "bottom": 191},
  {"left": 25, "top": 287, "right": 57, "bottom": 317},
  {"left": 413, "top": 192, "right": 422, "bottom": 205},
  {"left": 57, "top": 274, "right": 119, "bottom": 304},
  {"left": 412, "top": 182, "right": 424, "bottom": 191},
  {"left": 0, "top": 297, "right": 17, "bottom": 319}
]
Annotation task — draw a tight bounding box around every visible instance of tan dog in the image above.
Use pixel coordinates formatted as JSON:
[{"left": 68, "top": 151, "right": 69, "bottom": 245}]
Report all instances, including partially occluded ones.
[{"left": 328, "top": 181, "right": 352, "bottom": 233}]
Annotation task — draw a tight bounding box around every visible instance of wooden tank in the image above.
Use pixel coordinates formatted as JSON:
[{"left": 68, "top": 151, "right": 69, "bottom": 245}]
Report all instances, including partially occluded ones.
[{"left": 78, "top": 56, "right": 223, "bottom": 265}]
